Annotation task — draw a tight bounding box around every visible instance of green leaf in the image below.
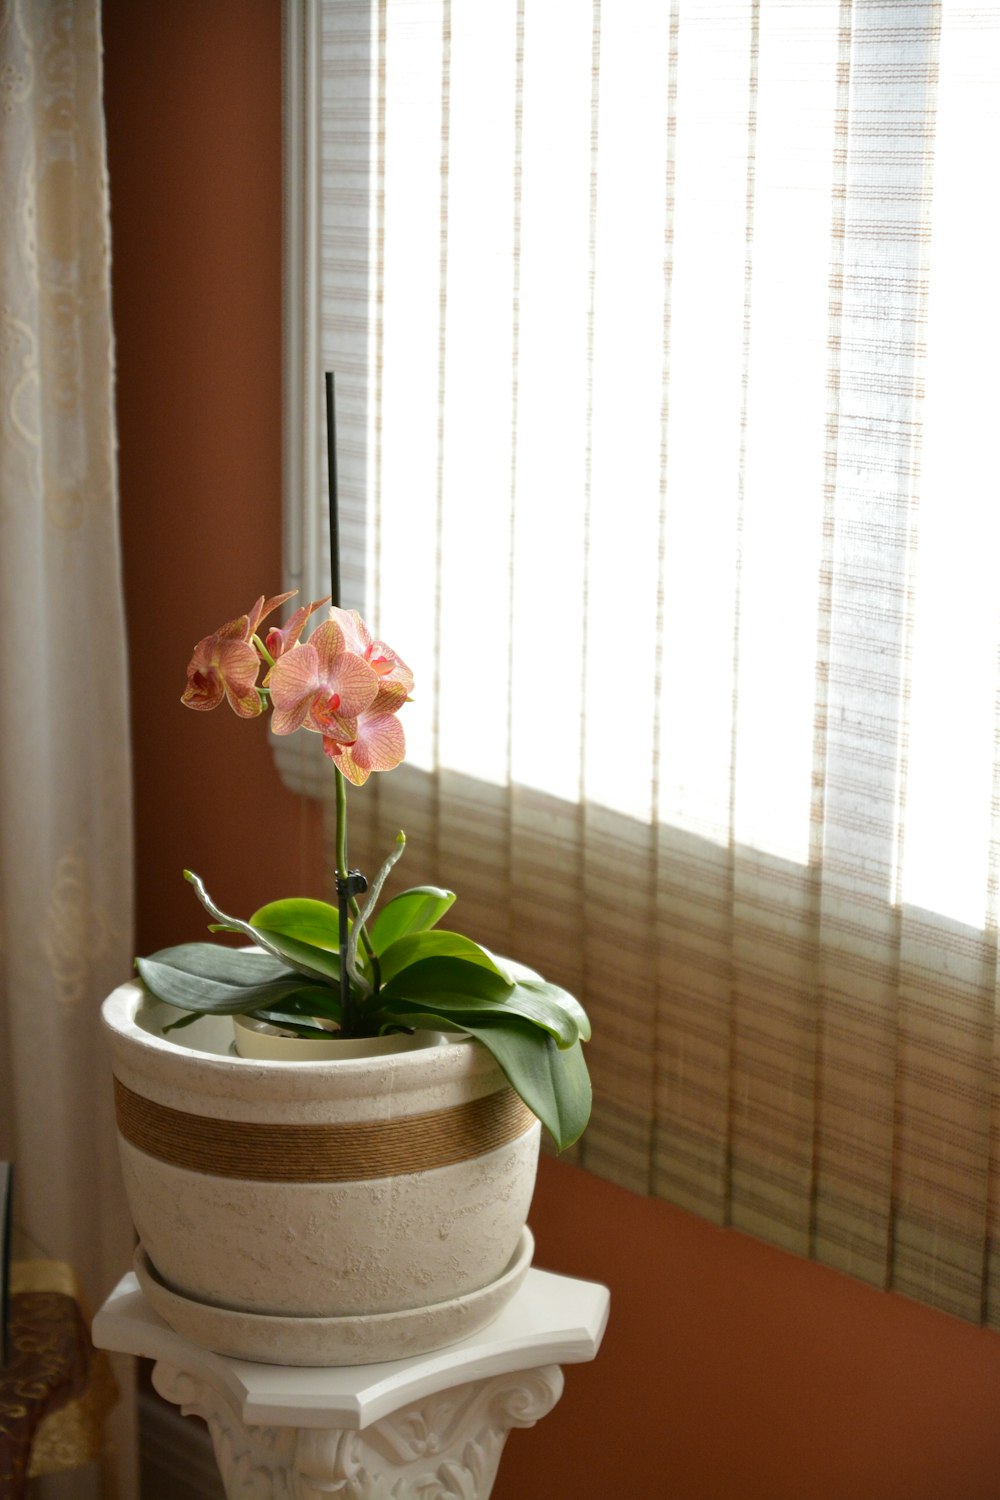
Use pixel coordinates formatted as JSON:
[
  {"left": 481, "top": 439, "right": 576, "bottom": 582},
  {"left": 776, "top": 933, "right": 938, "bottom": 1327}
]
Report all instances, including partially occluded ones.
[
  {"left": 376, "top": 1004, "right": 591, "bottom": 1151},
  {"left": 136, "top": 955, "right": 317, "bottom": 1016},
  {"left": 367, "top": 887, "right": 456, "bottom": 955},
  {"left": 379, "top": 956, "right": 585, "bottom": 1047},
  {"left": 525, "top": 976, "right": 591, "bottom": 1043},
  {"left": 375, "top": 930, "right": 513, "bottom": 988},
  {"left": 258, "top": 988, "right": 344, "bottom": 1024},
  {"left": 249, "top": 898, "right": 342, "bottom": 952},
  {"left": 140, "top": 943, "right": 296, "bottom": 987},
  {"left": 250, "top": 927, "right": 343, "bottom": 986}
]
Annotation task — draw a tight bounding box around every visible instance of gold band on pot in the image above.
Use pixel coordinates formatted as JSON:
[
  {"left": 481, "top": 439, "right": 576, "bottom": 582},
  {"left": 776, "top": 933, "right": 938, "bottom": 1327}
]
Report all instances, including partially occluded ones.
[{"left": 113, "top": 1077, "right": 536, "bottom": 1182}]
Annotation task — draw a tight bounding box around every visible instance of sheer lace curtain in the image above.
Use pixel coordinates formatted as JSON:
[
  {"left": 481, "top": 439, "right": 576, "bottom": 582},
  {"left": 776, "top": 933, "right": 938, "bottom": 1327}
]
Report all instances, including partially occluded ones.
[
  {"left": 285, "top": 0, "right": 1000, "bottom": 1324},
  {"left": 0, "top": 0, "right": 136, "bottom": 1490}
]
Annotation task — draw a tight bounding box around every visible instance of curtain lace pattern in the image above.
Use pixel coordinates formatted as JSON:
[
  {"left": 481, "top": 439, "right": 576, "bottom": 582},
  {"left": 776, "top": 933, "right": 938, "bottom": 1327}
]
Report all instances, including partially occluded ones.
[
  {"left": 0, "top": 0, "right": 136, "bottom": 1489},
  {"left": 285, "top": 0, "right": 1000, "bottom": 1325}
]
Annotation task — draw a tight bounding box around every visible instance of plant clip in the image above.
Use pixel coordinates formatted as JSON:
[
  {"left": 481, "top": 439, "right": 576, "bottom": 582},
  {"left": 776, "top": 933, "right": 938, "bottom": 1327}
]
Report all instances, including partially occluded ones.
[{"left": 336, "top": 869, "right": 369, "bottom": 902}]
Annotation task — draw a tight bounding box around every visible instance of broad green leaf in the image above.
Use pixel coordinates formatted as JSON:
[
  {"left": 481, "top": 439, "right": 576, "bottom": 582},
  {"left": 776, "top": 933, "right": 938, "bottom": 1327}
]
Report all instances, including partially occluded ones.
[
  {"left": 367, "top": 887, "right": 456, "bottom": 955},
  {"left": 376, "top": 1003, "right": 591, "bottom": 1151},
  {"left": 375, "top": 930, "right": 512, "bottom": 988},
  {"left": 248, "top": 988, "right": 347, "bottom": 1036},
  {"left": 249, "top": 898, "right": 342, "bottom": 952},
  {"left": 141, "top": 943, "right": 295, "bottom": 987},
  {"left": 251, "top": 927, "right": 343, "bottom": 986},
  {"left": 136, "top": 956, "right": 317, "bottom": 1016},
  {"left": 523, "top": 976, "right": 591, "bottom": 1043},
  {"left": 379, "top": 957, "right": 584, "bottom": 1047}
]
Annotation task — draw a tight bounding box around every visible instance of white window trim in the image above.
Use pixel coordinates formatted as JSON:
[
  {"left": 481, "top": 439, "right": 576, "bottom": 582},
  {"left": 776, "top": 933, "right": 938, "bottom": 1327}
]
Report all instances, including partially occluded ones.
[{"left": 277, "top": 0, "right": 327, "bottom": 796}]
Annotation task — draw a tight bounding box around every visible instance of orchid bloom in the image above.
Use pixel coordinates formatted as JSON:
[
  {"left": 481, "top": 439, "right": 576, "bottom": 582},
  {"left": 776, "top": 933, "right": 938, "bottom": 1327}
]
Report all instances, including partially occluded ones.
[
  {"left": 182, "top": 592, "right": 295, "bottom": 718},
  {"left": 323, "top": 683, "right": 408, "bottom": 786},
  {"left": 329, "top": 607, "right": 414, "bottom": 697},
  {"left": 265, "top": 596, "right": 331, "bottom": 663},
  {"left": 268, "top": 618, "right": 379, "bottom": 741}
]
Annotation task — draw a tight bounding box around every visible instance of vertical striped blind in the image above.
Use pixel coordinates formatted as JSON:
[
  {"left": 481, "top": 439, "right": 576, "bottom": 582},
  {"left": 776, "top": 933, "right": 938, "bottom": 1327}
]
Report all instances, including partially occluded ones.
[{"left": 283, "top": 0, "right": 1000, "bottom": 1323}]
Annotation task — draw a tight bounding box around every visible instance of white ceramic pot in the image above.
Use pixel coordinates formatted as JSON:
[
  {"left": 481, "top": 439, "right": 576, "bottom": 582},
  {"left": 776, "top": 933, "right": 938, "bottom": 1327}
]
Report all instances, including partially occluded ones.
[{"left": 101, "top": 981, "right": 540, "bottom": 1362}]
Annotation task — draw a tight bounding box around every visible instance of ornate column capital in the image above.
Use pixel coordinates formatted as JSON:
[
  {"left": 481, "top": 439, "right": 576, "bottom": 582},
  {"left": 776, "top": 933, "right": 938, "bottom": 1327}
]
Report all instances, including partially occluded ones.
[{"left": 153, "top": 1359, "right": 564, "bottom": 1500}]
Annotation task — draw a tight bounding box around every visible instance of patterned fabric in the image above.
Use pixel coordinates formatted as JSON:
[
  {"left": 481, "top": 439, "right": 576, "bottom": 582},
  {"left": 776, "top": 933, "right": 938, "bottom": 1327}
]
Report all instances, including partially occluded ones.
[
  {"left": 6, "top": 1263, "right": 118, "bottom": 1487},
  {"left": 0, "top": 0, "right": 136, "bottom": 1489},
  {"left": 289, "top": 1, "right": 1000, "bottom": 1323},
  {"left": 0, "top": 1292, "right": 90, "bottom": 1495}
]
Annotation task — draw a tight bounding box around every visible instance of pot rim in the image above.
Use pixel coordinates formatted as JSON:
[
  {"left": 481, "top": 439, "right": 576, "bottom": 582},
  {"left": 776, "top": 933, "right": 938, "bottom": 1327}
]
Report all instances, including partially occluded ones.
[
  {"left": 101, "top": 979, "right": 502, "bottom": 1118},
  {"left": 102, "top": 979, "right": 472, "bottom": 1070}
]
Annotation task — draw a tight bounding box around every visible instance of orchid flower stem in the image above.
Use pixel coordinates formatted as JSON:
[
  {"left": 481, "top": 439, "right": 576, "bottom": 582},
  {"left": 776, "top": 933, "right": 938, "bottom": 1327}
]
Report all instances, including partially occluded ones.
[
  {"left": 252, "top": 633, "right": 276, "bottom": 669},
  {"left": 334, "top": 769, "right": 380, "bottom": 1031},
  {"left": 335, "top": 767, "right": 348, "bottom": 879},
  {"left": 334, "top": 769, "right": 354, "bottom": 1034}
]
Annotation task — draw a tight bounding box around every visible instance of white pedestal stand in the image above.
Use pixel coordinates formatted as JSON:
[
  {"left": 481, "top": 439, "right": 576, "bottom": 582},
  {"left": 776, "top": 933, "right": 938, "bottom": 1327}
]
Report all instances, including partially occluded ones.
[{"left": 93, "top": 1267, "right": 609, "bottom": 1499}]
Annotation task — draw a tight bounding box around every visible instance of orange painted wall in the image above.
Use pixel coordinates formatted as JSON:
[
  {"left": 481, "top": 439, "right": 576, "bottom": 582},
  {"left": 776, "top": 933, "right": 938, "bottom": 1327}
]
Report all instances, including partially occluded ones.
[
  {"left": 104, "top": 0, "right": 323, "bottom": 958},
  {"left": 102, "top": 5, "right": 1000, "bottom": 1497}
]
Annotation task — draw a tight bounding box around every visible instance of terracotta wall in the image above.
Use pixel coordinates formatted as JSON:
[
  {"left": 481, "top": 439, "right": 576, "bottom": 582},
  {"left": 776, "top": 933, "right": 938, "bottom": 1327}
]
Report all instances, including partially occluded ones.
[
  {"left": 102, "top": 4, "right": 1000, "bottom": 1497},
  {"left": 104, "top": 0, "right": 323, "bottom": 958}
]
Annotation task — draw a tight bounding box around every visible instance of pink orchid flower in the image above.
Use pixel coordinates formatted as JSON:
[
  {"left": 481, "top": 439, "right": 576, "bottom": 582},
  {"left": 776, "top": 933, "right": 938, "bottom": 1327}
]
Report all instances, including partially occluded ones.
[
  {"left": 268, "top": 618, "right": 379, "bottom": 741},
  {"left": 182, "top": 592, "right": 295, "bottom": 718},
  {"left": 329, "top": 606, "right": 414, "bottom": 697},
  {"left": 265, "top": 596, "right": 331, "bottom": 662},
  {"left": 322, "top": 683, "right": 408, "bottom": 786}
]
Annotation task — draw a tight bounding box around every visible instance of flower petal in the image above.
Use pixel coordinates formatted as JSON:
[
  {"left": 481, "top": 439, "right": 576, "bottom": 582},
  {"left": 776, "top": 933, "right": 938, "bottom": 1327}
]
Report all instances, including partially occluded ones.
[
  {"left": 268, "top": 642, "right": 320, "bottom": 734},
  {"left": 372, "top": 679, "right": 409, "bottom": 715},
  {"left": 181, "top": 666, "right": 225, "bottom": 712},
  {"left": 323, "top": 738, "right": 370, "bottom": 785},
  {"left": 367, "top": 642, "right": 414, "bottom": 695},
  {"left": 213, "top": 613, "right": 254, "bottom": 644},
  {"left": 307, "top": 693, "right": 358, "bottom": 742},
  {"left": 308, "top": 618, "right": 346, "bottom": 669},
  {"left": 352, "top": 708, "right": 405, "bottom": 774},
  {"left": 247, "top": 591, "right": 297, "bottom": 638},
  {"left": 327, "top": 651, "right": 379, "bottom": 717},
  {"left": 329, "top": 607, "right": 372, "bottom": 657},
  {"left": 217, "top": 640, "right": 264, "bottom": 718},
  {"left": 266, "top": 596, "right": 331, "bottom": 660}
]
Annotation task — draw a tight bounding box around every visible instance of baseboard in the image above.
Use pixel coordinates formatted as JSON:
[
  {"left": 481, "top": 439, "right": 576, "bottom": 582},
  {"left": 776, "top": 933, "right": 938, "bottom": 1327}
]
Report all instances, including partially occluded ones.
[{"left": 139, "top": 1388, "right": 225, "bottom": 1500}]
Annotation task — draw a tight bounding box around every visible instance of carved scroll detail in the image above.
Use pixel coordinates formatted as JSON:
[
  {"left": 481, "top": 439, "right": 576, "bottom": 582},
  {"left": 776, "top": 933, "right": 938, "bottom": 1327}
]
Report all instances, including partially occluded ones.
[
  {"left": 151, "top": 1361, "right": 297, "bottom": 1499},
  {"left": 151, "top": 1359, "right": 564, "bottom": 1499},
  {"left": 293, "top": 1366, "right": 564, "bottom": 1500}
]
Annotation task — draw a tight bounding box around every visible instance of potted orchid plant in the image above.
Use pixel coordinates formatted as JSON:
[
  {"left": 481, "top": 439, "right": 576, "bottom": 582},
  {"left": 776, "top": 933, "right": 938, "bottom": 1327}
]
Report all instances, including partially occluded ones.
[{"left": 135, "top": 590, "right": 591, "bottom": 1154}]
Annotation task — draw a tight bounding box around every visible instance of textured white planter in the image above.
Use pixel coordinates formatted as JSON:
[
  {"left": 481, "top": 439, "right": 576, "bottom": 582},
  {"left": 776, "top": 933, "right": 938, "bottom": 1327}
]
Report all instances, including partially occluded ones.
[{"left": 101, "top": 981, "right": 541, "bottom": 1364}]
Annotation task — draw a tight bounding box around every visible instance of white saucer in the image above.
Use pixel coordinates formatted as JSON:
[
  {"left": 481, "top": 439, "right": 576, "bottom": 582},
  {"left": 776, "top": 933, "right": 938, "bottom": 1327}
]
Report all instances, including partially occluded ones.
[{"left": 133, "top": 1227, "right": 535, "bottom": 1368}]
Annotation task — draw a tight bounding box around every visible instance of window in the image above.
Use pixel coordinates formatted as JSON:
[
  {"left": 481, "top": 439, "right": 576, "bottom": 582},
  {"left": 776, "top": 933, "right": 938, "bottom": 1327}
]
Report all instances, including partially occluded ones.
[{"left": 282, "top": 0, "right": 1000, "bottom": 1324}]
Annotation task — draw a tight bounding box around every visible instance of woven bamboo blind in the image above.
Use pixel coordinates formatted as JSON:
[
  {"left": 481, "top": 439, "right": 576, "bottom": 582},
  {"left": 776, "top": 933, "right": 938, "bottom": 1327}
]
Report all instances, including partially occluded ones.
[{"left": 282, "top": 0, "right": 1000, "bottom": 1325}]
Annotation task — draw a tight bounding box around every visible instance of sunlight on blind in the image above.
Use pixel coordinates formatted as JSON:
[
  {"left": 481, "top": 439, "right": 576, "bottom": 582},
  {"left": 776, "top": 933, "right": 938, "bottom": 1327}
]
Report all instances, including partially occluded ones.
[
  {"left": 363, "top": 0, "right": 1000, "bottom": 923},
  {"left": 582, "top": 4, "right": 670, "bottom": 822},
  {"left": 730, "top": 3, "right": 835, "bottom": 866},
  {"left": 656, "top": 6, "right": 750, "bottom": 847},
  {"left": 378, "top": 0, "right": 443, "bottom": 774},
  {"left": 305, "top": 0, "right": 1000, "bottom": 1325},
  {"left": 902, "top": 0, "right": 1000, "bottom": 929},
  {"left": 510, "top": 0, "right": 592, "bottom": 802}
]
